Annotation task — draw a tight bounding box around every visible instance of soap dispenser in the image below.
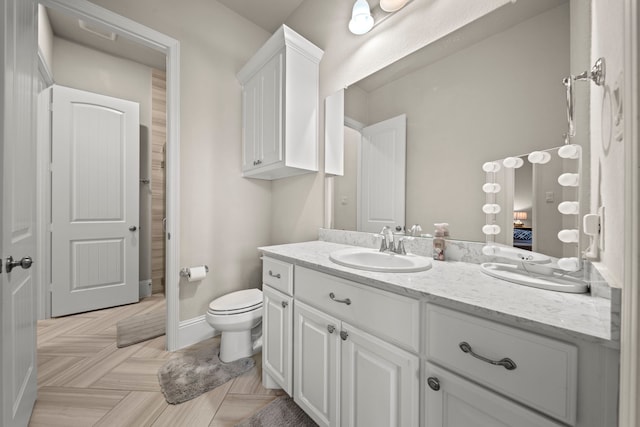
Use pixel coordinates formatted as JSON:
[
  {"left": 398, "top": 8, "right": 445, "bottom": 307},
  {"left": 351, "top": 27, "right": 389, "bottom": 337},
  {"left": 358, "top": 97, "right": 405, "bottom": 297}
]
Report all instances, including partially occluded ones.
[{"left": 433, "top": 223, "right": 447, "bottom": 261}]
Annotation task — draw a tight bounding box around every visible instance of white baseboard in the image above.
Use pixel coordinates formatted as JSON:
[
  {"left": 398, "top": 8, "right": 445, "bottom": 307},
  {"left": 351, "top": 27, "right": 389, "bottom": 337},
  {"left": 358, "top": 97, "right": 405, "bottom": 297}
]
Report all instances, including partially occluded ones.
[
  {"left": 177, "top": 315, "right": 216, "bottom": 349},
  {"left": 139, "top": 280, "right": 152, "bottom": 298}
]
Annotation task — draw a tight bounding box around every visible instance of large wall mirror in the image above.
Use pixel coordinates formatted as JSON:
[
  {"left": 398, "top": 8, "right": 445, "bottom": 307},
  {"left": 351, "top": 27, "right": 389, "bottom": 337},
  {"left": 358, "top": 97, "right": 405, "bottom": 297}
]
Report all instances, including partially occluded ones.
[{"left": 326, "top": 0, "right": 589, "bottom": 261}]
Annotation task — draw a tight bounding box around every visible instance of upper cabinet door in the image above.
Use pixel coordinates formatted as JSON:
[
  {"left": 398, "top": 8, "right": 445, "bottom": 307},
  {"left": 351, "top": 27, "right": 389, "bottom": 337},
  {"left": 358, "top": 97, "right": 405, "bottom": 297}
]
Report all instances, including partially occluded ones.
[
  {"left": 241, "top": 75, "right": 260, "bottom": 172},
  {"left": 259, "top": 51, "right": 283, "bottom": 168}
]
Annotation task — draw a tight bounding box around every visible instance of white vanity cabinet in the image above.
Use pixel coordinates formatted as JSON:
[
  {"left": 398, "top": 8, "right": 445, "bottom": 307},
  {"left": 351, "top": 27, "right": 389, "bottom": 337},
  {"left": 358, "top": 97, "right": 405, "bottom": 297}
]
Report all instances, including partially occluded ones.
[
  {"left": 237, "top": 25, "right": 323, "bottom": 180},
  {"left": 261, "top": 257, "right": 294, "bottom": 394},
  {"left": 294, "top": 266, "right": 420, "bottom": 427}
]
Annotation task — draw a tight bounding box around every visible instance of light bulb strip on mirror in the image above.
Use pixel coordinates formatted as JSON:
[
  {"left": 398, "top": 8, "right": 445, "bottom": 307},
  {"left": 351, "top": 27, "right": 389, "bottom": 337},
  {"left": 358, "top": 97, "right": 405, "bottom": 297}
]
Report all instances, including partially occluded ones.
[{"left": 479, "top": 145, "right": 583, "bottom": 271}]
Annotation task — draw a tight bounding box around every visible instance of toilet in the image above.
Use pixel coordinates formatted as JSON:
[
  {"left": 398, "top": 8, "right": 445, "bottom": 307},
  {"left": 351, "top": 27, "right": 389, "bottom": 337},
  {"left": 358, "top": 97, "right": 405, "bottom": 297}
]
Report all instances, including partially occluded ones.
[{"left": 205, "top": 288, "right": 263, "bottom": 363}]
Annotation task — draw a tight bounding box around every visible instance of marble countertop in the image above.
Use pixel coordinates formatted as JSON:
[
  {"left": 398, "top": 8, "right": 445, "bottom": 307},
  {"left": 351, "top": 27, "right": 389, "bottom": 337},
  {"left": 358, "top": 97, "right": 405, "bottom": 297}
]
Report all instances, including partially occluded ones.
[{"left": 259, "top": 240, "right": 614, "bottom": 344}]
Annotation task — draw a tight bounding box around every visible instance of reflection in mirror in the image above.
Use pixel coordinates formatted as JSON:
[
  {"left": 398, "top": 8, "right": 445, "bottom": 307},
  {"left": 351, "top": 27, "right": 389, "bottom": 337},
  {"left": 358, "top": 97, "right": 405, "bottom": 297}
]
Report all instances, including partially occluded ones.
[
  {"left": 486, "top": 146, "right": 580, "bottom": 260},
  {"left": 329, "top": 0, "right": 582, "bottom": 252}
]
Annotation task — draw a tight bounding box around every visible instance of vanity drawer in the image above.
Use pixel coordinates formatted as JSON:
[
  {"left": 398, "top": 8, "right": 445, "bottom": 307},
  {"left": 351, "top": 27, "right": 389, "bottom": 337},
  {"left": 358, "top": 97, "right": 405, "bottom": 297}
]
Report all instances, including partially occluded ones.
[
  {"left": 425, "top": 304, "right": 578, "bottom": 426},
  {"left": 295, "top": 266, "right": 420, "bottom": 353},
  {"left": 262, "top": 257, "right": 293, "bottom": 295}
]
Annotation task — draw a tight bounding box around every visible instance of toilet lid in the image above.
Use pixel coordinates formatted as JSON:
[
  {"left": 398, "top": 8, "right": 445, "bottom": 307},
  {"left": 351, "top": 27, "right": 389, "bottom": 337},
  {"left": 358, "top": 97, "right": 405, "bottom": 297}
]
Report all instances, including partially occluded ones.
[{"left": 208, "top": 288, "right": 263, "bottom": 314}]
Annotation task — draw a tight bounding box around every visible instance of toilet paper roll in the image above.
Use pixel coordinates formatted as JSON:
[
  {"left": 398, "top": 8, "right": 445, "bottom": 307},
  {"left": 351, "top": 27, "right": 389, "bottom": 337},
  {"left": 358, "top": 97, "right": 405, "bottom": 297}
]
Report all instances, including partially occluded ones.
[{"left": 187, "top": 266, "right": 207, "bottom": 282}]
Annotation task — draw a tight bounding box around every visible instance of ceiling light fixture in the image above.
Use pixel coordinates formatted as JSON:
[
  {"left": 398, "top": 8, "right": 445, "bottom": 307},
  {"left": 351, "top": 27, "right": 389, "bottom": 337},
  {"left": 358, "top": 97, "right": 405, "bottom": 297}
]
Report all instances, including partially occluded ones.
[
  {"left": 348, "top": 0, "right": 374, "bottom": 35},
  {"left": 380, "top": 0, "right": 409, "bottom": 12}
]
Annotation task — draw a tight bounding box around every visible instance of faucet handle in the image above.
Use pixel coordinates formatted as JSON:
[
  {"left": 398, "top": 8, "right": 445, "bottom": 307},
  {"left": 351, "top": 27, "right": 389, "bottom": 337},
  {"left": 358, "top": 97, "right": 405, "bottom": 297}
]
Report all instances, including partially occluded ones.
[
  {"left": 409, "top": 224, "right": 422, "bottom": 237},
  {"left": 395, "top": 238, "right": 407, "bottom": 255},
  {"left": 379, "top": 226, "right": 391, "bottom": 252}
]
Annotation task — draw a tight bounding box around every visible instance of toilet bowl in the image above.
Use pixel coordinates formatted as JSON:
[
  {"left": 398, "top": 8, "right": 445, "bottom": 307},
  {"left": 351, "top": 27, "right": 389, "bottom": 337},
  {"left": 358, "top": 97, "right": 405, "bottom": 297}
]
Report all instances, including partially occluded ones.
[{"left": 205, "top": 288, "right": 263, "bottom": 363}]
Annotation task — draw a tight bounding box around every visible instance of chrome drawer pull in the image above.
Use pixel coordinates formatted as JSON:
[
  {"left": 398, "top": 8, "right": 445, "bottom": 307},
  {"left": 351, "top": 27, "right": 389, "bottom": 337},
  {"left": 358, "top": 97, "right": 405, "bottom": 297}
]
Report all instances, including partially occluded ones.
[
  {"left": 459, "top": 341, "right": 517, "bottom": 371},
  {"left": 281, "top": 301, "right": 288, "bottom": 308},
  {"left": 329, "top": 292, "right": 351, "bottom": 305},
  {"left": 327, "top": 325, "right": 336, "bottom": 334},
  {"left": 268, "top": 270, "right": 281, "bottom": 279},
  {"left": 340, "top": 330, "right": 349, "bottom": 341}
]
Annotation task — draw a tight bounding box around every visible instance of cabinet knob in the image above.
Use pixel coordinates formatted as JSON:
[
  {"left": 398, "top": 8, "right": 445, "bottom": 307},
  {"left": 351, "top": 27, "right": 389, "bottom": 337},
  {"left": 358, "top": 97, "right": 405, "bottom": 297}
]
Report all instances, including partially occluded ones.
[
  {"left": 281, "top": 301, "right": 288, "bottom": 308},
  {"left": 340, "top": 330, "right": 348, "bottom": 341},
  {"left": 427, "top": 377, "right": 440, "bottom": 391},
  {"left": 327, "top": 325, "right": 335, "bottom": 334}
]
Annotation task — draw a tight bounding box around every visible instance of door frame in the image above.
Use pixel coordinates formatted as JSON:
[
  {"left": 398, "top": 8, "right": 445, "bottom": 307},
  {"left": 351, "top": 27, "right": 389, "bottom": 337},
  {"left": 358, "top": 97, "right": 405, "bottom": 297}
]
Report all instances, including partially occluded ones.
[
  {"left": 621, "top": 0, "right": 639, "bottom": 424},
  {"left": 38, "top": 0, "right": 182, "bottom": 351}
]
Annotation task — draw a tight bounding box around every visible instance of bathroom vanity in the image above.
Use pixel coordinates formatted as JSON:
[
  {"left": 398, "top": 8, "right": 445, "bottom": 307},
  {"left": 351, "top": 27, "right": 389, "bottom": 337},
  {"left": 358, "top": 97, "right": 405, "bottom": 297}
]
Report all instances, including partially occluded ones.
[{"left": 259, "top": 240, "right": 618, "bottom": 427}]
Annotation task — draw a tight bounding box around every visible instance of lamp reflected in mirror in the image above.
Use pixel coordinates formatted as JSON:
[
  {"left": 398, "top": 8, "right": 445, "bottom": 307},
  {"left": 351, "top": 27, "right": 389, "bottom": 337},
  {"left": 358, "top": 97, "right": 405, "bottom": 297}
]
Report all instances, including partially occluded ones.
[{"left": 513, "top": 211, "right": 528, "bottom": 227}]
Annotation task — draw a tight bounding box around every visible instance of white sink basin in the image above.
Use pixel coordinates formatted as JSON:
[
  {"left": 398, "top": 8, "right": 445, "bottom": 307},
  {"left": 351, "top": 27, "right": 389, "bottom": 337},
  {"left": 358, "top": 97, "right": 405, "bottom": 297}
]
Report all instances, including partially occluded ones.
[
  {"left": 329, "top": 247, "right": 432, "bottom": 273},
  {"left": 481, "top": 262, "right": 588, "bottom": 293}
]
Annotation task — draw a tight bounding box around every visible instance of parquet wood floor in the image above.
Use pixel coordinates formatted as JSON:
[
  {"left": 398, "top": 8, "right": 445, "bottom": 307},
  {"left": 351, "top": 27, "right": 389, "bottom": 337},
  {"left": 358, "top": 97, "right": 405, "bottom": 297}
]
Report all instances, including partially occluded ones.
[{"left": 29, "top": 294, "right": 284, "bottom": 426}]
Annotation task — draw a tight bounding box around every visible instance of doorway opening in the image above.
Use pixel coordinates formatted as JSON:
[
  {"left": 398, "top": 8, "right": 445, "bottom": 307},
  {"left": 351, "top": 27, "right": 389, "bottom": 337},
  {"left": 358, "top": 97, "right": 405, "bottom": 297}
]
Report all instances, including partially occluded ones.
[{"left": 37, "top": 0, "right": 181, "bottom": 350}]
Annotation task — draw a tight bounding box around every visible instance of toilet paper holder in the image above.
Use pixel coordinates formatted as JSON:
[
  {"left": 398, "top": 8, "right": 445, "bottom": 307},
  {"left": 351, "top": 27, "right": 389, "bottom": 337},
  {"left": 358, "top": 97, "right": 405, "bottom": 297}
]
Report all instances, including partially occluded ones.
[{"left": 180, "top": 265, "right": 209, "bottom": 278}]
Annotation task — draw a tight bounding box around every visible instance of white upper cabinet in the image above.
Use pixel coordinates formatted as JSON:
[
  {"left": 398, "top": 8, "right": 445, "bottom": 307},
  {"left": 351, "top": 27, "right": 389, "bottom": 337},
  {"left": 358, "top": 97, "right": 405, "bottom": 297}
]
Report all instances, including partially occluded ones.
[{"left": 237, "top": 25, "right": 324, "bottom": 180}]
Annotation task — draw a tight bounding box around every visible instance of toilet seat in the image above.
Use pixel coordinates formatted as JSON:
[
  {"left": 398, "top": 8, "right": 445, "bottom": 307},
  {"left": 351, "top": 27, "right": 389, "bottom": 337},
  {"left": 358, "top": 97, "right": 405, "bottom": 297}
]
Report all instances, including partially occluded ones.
[{"left": 208, "top": 288, "right": 263, "bottom": 315}]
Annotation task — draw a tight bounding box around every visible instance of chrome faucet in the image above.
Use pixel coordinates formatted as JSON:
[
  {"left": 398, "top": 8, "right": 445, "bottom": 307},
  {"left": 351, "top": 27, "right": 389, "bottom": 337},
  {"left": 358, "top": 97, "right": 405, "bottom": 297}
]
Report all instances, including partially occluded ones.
[
  {"left": 379, "top": 226, "right": 406, "bottom": 255},
  {"left": 379, "top": 226, "right": 394, "bottom": 252}
]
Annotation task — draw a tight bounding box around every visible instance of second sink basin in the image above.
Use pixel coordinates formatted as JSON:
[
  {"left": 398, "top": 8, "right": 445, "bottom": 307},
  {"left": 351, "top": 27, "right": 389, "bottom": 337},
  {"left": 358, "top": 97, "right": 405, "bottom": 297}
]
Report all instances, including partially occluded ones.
[{"left": 329, "top": 247, "right": 432, "bottom": 273}]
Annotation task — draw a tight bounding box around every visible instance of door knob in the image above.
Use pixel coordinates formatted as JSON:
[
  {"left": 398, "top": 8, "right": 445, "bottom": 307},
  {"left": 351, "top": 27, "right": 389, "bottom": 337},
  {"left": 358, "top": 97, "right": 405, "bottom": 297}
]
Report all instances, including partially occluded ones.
[
  {"left": 6, "top": 256, "right": 33, "bottom": 273},
  {"left": 129, "top": 226, "right": 137, "bottom": 231},
  {"left": 427, "top": 377, "right": 440, "bottom": 391}
]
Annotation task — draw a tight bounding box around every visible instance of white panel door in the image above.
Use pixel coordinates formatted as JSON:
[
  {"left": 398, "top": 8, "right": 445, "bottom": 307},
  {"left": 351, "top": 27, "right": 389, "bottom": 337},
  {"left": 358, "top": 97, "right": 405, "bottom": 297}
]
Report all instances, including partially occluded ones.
[
  {"left": 262, "top": 285, "right": 292, "bottom": 395},
  {"left": 424, "top": 364, "right": 563, "bottom": 427},
  {"left": 0, "top": 0, "right": 38, "bottom": 424},
  {"left": 259, "top": 51, "right": 283, "bottom": 168},
  {"left": 294, "top": 301, "right": 340, "bottom": 427},
  {"left": 51, "top": 85, "right": 140, "bottom": 317},
  {"left": 358, "top": 114, "right": 406, "bottom": 233},
  {"left": 241, "top": 74, "right": 260, "bottom": 172},
  {"left": 341, "top": 322, "right": 419, "bottom": 427}
]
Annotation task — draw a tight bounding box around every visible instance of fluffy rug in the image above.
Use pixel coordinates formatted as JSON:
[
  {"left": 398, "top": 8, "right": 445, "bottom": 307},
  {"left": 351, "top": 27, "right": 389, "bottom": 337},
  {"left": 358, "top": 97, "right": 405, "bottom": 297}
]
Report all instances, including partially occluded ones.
[
  {"left": 116, "top": 308, "right": 165, "bottom": 348},
  {"left": 158, "top": 341, "right": 255, "bottom": 404},
  {"left": 236, "top": 396, "right": 318, "bottom": 427}
]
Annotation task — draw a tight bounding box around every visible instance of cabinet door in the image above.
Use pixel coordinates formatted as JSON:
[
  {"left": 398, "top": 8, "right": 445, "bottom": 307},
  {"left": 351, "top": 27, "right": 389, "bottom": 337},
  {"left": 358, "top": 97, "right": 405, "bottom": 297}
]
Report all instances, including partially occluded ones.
[
  {"left": 294, "top": 301, "right": 341, "bottom": 427},
  {"left": 258, "top": 51, "right": 283, "bottom": 167},
  {"left": 341, "top": 322, "right": 419, "bottom": 427},
  {"left": 241, "top": 75, "right": 260, "bottom": 172},
  {"left": 424, "top": 363, "right": 563, "bottom": 427},
  {"left": 262, "top": 285, "right": 292, "bottom": 394}
]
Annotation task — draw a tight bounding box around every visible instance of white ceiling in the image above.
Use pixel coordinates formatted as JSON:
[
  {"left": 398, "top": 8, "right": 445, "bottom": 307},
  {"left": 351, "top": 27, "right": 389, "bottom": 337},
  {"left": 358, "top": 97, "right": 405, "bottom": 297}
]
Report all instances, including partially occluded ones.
[{"left": 216, "top": 0, "right": 305, "bottom": 33}]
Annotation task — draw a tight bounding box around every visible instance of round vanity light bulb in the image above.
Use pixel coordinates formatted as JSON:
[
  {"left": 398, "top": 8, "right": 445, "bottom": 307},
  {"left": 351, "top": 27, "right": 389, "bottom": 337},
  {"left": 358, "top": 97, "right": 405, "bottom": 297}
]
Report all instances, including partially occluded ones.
[
  {"left": 558, "top": 144, "right": 581, "bottom": 159},
  {"left": 482, "top": 224, "right": 501, "bottom": 235},
  {"left": 380, "top": 0, "right": 409, "bottom": 12},
  {"left": 482, "top": 204, "right": 501, "bottom": 214},
  {"left": 558, "top": 173, "right": 580, "bottom": 187},
  {"left": 557, "top": 257, "right": 580, "bottom": 272},
  {"left": 482, "top": 183, "right": 501, "bottom": 193},
  {"left": 557, "top": 229, "right": 579, "bottom": 243},
  {"left": 482, "top": 161, "right": 501, "bottom": 173},
  {"left": 482, "top": 245, "right": 500, "bottom": 256},
  {"left": 503, "top": 157, "right": 524, "bottom": 169},
  {"left": 348, "top": 0, "right": 374, "bottom": 35},
  {"left": 528, "top": 151, "right": 552, "bottom": 164},
  {"left": 558, "top": 201, "right": 580, "bottom": 215}
]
